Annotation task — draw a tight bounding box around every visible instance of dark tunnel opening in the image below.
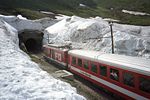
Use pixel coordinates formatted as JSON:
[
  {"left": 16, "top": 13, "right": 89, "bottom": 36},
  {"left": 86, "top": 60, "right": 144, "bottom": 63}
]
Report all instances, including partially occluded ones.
[
  {"left": 18, "top": 30, "right": 44, "bottom": 54},
  {"left": 25, "top": 38, "right": 40, "bottom": 53}
]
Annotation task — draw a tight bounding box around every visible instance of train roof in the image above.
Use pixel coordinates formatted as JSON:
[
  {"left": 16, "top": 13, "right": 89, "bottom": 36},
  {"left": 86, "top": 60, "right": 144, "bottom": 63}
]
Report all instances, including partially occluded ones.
[
  {"left": 68, "top": 50, "right": 150, "bottom": 76},
  {"left": 43, "top": 44, "right": 69, "bottom": 52}
]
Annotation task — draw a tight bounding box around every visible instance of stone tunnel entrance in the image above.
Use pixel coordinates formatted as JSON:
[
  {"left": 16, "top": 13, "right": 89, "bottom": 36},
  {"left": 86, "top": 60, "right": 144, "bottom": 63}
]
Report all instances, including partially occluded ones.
[
  {"left": 18, "top": 30, "right": 44, "bottom": 53},
  {"left": 25, "top": 38, "right": 38, "bottom": 52}
]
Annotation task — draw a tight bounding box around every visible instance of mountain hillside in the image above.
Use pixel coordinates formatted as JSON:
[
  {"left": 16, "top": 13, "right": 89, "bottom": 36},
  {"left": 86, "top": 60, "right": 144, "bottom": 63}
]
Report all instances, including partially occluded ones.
[
  {"left": 94, "top": 0, "right": 150, "bottom": 13},
  {"left": 0, "top": 0, "right": 96, "bottom": 10},
  {"left": 0, "top": 0, "right": 150, "bottom": 25}
]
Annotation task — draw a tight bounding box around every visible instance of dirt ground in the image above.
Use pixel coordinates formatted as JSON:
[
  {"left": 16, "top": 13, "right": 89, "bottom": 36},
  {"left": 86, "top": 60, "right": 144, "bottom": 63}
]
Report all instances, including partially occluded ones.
[{"left": 30, "top": 54, "right": 114, "bottom": 100}]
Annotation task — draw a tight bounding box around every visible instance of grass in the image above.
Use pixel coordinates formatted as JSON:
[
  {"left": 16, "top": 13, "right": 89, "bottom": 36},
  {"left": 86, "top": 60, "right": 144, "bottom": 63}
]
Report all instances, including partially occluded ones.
[
  {"left": 1, "top": 7, "right": 150, "bottom": 26},
  {"left": 15, "top": 8, "right": 49, "bottom": 19},
  {"left": 0, "top": 8, "right": 49, "bottom": 19},
  {"left": 0, "top": 0, "right": 150, "bottom": 25}
]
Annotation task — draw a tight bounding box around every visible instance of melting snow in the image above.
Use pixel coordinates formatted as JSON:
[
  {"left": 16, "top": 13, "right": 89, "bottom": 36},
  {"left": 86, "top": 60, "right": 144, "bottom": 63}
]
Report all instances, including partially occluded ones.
[
  {"left": 44, "top": 16, "right": 150, "bottom": 59},
  {"left": 40, "top": 11, "right": 55, "bottom": 15},
  {"left": 0, "top": 17, "right": 86, "bottom": 100},
  {"left": 122, "top": 10, "right": 150, "bottom": 16},
  {"left": 79, "top": 4, "right": 87, "bottom": 7}
]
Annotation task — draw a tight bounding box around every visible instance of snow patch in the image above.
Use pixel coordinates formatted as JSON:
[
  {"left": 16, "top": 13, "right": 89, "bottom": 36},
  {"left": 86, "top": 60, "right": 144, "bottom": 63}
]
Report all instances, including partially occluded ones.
[
  {"left": 55, "top": 14, "right": 71, "bottom": 20},
  {"left": 40, "top": 11, "right": 55, "bottom": 15},
  {"left": 79, "top": 4, "right": 87, "bottom": 7},
  {"left": 0, "top": 19, "right": 86, "bottom": 100},
  {"left": 122, "top": 10, "right": 150, "bottom": 16},
  {"left": 17, "top": 15, "right": 27, "bottom": 20}
]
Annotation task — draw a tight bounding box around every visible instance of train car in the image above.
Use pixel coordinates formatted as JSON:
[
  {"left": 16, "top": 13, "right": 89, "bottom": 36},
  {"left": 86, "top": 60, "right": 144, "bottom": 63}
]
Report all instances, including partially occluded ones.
[
  {"left": 68, "top": 50, "right": 150, "bottom": 100},
  {"left": 43, "top": 44, "right": 69, "bottom": 68}
]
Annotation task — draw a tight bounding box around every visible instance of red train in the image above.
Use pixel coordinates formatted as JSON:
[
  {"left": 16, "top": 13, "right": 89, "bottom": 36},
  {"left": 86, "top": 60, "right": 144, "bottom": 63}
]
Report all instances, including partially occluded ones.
[{"left": 43, "top": 44, "right": 150, "bottom": 100}]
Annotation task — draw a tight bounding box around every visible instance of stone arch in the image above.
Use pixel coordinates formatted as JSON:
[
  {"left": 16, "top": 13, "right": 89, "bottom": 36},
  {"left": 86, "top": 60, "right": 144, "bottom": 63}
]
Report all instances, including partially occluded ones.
[{"left": 18, "top": 30, "right": 44, "bottom": 53}]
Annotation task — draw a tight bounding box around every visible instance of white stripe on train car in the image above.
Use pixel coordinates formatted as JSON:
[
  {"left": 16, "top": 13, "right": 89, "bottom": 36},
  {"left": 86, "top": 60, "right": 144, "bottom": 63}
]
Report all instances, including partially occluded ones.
[{"left": 69, "top": 65, "right": 149, "bottom": 100}]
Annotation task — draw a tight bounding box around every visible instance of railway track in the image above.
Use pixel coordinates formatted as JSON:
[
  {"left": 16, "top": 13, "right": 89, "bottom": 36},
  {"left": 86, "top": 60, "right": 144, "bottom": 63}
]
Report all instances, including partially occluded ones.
[{"left": 30, "top": 53, "right": 116, "bottom": 100}]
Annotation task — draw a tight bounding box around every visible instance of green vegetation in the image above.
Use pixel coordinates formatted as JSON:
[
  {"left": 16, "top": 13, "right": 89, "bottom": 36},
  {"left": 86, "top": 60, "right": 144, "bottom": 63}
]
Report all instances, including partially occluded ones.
[
  {"left": 16, "top": 8, "right": 49, "bottom": 19},
  {"left": 0, "top": 0, "right": 150, "bottom": 25}
]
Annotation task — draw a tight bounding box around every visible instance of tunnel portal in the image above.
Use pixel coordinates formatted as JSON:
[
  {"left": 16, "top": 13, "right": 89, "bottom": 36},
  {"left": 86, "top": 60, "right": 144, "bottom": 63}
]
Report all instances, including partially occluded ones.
[
  {"left": 18, "top": 30, "right": 44, "bottom": 53},
  {"left": 25, "top": 38, "right": 38, "bottom": 53}
]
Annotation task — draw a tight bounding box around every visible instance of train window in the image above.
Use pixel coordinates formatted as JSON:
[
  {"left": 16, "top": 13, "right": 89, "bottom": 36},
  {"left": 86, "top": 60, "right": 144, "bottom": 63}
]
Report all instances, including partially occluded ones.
[
  {"left": 100, "top": 65, "right": 107, "bottom": 77},
  {"left": 83, "top": 60, "right": 89, "bottom": 69},
  {"left": 139, "top": 77, "right": 150, "bottom": 93},
  {"left": 123, "top": 72, "right": 134, "bottom": 87},
  {"left": 91, "top": 63, "right": 97, "bottom": 73},
  {"left": 78, "top": 58, "right": 82, "bottom": 67},
  {"left": 72, "top": 57, "right": 76, "bottom": 65},
  {"left": 110, "top": 68, "right": 119, "bottom": 81}
]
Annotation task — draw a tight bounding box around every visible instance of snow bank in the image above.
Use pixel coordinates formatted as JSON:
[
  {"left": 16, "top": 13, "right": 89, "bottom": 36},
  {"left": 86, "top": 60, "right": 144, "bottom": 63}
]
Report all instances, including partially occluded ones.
[
  {"left": 0, "top": 14, "right": 58, "bottom": 32},
  {"left": 0, "top": 19, "right": 86, "bottom": 100},
  {"left": 44, "top": 16, "right": 150, "bottom": 59}
]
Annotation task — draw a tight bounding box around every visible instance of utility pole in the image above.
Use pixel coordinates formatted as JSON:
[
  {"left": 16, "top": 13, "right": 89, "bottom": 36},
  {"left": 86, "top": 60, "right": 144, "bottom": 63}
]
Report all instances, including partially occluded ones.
[
  {"left": 109, "top": 21, "right": 114, "bottom": 54},
  {"left": 103, "top": 18, "right": 119, "bottom": 54},
  {"left": 47, "top": 34, "right": 50, "bottom": 44}
]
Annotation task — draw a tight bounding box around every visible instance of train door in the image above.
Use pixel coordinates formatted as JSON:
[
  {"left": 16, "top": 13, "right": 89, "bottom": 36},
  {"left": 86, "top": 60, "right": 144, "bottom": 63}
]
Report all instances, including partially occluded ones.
[{"left": 52, "top": 49, "right": 55, "bottom": 59}]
